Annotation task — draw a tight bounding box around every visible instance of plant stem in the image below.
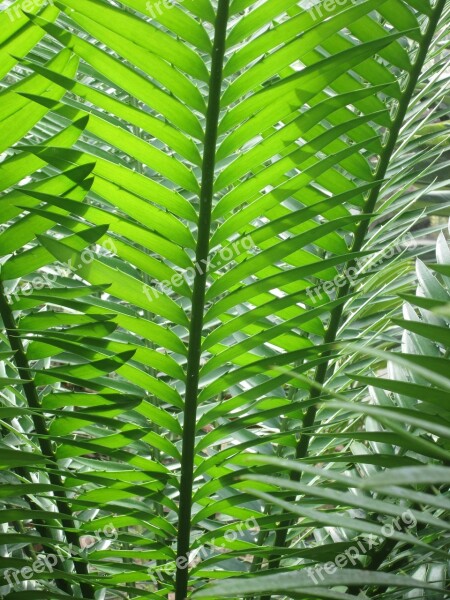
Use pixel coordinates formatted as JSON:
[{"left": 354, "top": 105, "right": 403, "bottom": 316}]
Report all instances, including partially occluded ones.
[
  {"left": 175, "top": 2, "right": 229, "bottom": 599},
  {"left": 262, "top": 1, "right": 448, "bottom": 593},
  {"left": 0, "top": 280, "right": 95, "bottom": 599}
]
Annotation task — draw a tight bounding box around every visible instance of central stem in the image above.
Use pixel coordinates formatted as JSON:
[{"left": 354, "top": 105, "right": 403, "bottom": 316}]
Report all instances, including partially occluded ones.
[{"left": 175, "top": 2, "right": 229, "bottom": 598}]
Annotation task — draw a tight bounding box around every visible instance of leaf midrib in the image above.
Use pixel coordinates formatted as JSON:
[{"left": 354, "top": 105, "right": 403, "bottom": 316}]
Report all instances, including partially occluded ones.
[{"left": 175, "top": 2, "right": 231, "bottom": 599}]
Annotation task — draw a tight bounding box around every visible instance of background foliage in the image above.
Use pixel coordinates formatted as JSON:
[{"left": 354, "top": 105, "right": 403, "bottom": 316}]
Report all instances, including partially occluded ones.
[{"left": 0, "top": 0, "right": 449, "bottom": 599}]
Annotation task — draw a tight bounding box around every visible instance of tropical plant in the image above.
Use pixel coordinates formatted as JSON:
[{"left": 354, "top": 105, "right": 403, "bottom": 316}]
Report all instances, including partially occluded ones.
[
  {"left": 0, "top": 0, "right": 449, "bottom": 599},
  {"left": 197, "top": 230, "right": 450, "bottom": 599}
]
